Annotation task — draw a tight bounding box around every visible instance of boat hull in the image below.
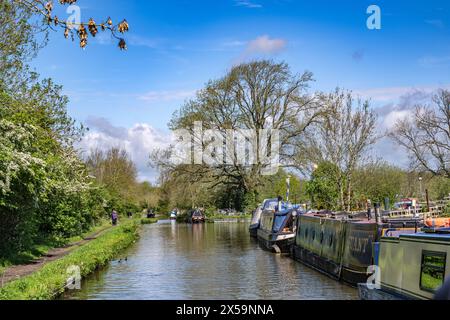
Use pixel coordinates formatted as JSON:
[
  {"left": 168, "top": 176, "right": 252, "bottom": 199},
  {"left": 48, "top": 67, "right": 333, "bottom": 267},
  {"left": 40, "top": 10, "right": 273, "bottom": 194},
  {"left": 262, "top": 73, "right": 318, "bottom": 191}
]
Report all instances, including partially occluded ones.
[
  {"left": 292, "top": 214, "right": 379, "bottom": 287},
  {"left": 257, "top": 229, "right": 296, "bottom": 254},
  {"left": 249, "top": 224, "right": 259, "bottom": 238},
  {"left": 292, "top": 245, "right": 341, "bottom": 280},
  {"left": 358, "top": 284, "right": 404, "bottom": 300}
]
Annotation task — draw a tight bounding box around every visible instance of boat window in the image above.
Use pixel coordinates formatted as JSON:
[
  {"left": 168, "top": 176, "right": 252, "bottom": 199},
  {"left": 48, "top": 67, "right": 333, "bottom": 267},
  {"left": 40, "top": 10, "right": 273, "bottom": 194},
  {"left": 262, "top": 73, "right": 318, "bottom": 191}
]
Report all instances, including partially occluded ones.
[{"left": 420, "top": 251, "right": 447, "bottom": 293}]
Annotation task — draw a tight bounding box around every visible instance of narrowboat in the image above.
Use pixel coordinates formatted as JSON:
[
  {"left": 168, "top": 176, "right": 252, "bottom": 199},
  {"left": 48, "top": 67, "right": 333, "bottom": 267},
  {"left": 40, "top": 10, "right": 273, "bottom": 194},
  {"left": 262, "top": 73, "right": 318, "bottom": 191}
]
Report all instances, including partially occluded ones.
[
  {"left": 257, "top": 207, "right": 300, "bottom": 254},
  {"left": 170, "top": 209, "right": 178, "bottom": 220},
  {"left": 359, "top": 228, "right": 450, "bottom": 300},
  {"left": 187, "top": 209, "right": 205, "bottom": 224},
  {"left": 249, "top": 199, "right": 284, "bottom": 238},
  {"left": 146, "top": 209, "right": 156, "bottom": 219},
  {"left": 291, "top": 212, "right": 424, "bottom": 287}
]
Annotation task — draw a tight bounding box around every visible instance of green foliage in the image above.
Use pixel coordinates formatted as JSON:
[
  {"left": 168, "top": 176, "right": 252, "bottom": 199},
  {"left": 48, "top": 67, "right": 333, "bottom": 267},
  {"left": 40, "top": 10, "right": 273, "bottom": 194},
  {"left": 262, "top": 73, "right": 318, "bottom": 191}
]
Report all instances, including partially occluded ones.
[
  {"left": 428, "top": 176, "right": 450, "bottom": 201},
  {"left": 353, "top": 162, "right": 406, "bottom": 209},
  {"left": 0, "top": 221, "right": 139, "bottom": 300},
  {"left": 306, "top": 162, "right": 341, "bottom": 210},
  {"left": 140, "top": 218, "right": 158, "bottom": 225},
  {"left": 0, "top": 85, "right": 109, "bottom": 254},
  {"left": 0, "top": 0, "right": 144, "bottom": 267},
  {"left": 85, "top": 148, "right": 149, "bottom": 216},
  {"left": 204, "top": 206, "right": 218, "bottom": 217}
]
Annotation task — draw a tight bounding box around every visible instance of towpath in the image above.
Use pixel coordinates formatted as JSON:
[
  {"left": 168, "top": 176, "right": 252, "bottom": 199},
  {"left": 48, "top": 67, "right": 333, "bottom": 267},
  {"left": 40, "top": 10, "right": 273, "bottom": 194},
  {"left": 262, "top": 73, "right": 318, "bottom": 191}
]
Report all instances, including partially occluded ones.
[{"left": 0, "top": 225, "right": 113, "bottom": 286}]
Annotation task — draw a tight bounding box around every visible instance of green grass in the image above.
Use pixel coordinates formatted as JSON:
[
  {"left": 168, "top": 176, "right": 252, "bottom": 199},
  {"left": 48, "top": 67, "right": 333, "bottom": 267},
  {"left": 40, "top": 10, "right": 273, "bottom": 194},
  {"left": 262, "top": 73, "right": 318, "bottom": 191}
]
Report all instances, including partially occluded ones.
[
  {"left": 0, "top": 241, "right": 59, "bottom": 270},
  {"left": 65, "top": 219, "right": 112, "bottom": 244},
  {"left": 140, "top": 218, "right": 159, "bottom": 225},
  {"left": 0, "top": 220, "right": 140, "bottom": 300},
  {"left": 0, "top": 220, "right": 114, "bottom": 271}
]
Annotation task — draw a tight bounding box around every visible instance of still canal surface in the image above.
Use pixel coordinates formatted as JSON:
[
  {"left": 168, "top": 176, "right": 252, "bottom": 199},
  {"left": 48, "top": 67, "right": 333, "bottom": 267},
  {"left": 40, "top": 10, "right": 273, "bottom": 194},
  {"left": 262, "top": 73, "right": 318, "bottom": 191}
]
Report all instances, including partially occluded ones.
[{"left": 63, "top": 221, "right": 358, "bottom": 300}]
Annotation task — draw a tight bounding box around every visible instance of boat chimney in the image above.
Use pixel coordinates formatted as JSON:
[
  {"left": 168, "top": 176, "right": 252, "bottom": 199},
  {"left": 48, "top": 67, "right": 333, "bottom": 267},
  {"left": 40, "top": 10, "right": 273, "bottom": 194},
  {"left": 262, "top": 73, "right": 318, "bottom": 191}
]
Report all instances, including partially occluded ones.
[{"left": 374, "top": 203, "right": 382, "bottom": 224}]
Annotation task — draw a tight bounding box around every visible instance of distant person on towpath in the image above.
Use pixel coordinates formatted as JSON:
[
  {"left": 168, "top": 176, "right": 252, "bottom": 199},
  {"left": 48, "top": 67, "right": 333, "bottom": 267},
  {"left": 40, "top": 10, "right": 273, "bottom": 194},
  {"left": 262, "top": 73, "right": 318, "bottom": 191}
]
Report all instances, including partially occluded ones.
[
  {"left": 366, "top": 199, "right": 372, "bottom": 220},
  {"left": 111, "top": 209, "right": 119, "bottom": 226}
]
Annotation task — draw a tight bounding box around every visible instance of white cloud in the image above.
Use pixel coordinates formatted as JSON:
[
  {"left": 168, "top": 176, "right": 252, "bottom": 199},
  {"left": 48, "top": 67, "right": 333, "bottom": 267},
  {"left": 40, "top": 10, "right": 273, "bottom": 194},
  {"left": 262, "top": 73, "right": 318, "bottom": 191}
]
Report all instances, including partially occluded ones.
[
  {"left": 419, "top": 55, "right": 450, "bottom": 67},
  {"left": 246, "top": 35, "right": 287, "bottom": 54},
  {"left": 234, "top": 35, "right": 287, "bottom": 63},
  {"left": 370, "top": 88, "right": 437, "bottom": 167},
  {"left": 127, "top": 35, "right": 159, "bottom": 48},
  {"left": 382, "top": 110, "right": 413, "bottom": 130},
  {"left": 234, "top": 0, "right": 262, "bottom": 8},
  {"left": 138, "top": 90, "right": 196, "bottom": 103},
  {"left": 354, "top": 84, "right": 450, "bottom": 103},
  {"left": 79, "top": 118, "right": 173, "bottom": 182},
  {"left": 425, "top": 19, "right": 445, "bottom": 29}
]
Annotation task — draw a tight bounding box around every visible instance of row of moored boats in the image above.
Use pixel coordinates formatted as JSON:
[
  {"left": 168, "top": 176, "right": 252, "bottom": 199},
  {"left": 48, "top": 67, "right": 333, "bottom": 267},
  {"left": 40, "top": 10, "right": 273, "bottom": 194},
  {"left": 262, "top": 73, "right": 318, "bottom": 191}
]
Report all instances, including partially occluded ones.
[{"left": 249, "top": 198, "right": 450, "bottom": 300}]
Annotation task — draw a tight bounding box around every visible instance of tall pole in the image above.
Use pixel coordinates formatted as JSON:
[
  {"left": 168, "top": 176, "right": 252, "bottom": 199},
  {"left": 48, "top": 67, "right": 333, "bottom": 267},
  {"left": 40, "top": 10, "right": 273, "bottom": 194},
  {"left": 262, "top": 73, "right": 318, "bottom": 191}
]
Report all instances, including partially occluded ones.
[
  {"left": 419, "top": 176, "right": 423, "bottom": 201},
  {"left": 286, "top": 175, "right": 291, "bottom": 203}
]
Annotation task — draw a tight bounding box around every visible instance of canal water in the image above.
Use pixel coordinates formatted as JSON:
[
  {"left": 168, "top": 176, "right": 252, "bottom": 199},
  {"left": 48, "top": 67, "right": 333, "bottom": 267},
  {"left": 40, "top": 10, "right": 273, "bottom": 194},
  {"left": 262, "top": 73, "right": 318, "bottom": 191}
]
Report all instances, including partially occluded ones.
[{"left": 63, "top": 221, "right": 358, "bottom": 300}]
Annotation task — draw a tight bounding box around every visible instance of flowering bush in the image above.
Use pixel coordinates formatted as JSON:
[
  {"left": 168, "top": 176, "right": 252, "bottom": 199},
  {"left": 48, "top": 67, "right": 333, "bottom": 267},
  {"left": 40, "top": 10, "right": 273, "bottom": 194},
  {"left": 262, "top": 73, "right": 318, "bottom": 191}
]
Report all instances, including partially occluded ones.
[{"left": 0, "top": 96, "right": 108, "bottom": 254}]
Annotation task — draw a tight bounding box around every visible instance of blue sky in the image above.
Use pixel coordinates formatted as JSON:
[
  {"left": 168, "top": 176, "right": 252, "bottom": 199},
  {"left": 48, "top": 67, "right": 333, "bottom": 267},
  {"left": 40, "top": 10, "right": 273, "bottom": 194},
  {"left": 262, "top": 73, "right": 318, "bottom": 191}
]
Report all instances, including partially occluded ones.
[{"left": 31, "top": 0, "right": 450, "bottom": 181}]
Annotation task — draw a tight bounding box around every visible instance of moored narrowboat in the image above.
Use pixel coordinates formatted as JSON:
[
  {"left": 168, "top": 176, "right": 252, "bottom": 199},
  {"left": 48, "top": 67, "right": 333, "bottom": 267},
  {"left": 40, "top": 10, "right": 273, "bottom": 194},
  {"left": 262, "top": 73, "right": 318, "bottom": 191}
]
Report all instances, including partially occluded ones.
[
  {"left": 187, "top": 209, "right": 206, "bottom": 224},
  {"left": 292, "top": 213, "right": 380, "bottom": 285},
  {"left": 249, "top": 199, "right": 287, "bottom": 238},
  {"left": 291, "top": 211, "right": 424, "bottom": 287},
  {"left": 358, "top": 228, "right": 450, "bottom": 300},
  {"left": 257, "top": 207, "right": 300, "bottom": 254},
  {"left": 249, "top": 205, "right": 264, "bottom": 238},
  {"left": 170, "top": 209, "right": 178, "bottom": 220}
]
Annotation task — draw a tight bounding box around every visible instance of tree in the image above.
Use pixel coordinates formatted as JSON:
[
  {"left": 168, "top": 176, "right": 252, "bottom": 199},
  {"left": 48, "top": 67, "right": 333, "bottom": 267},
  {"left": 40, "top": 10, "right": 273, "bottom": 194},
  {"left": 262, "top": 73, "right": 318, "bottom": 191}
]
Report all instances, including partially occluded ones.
[
  {"left": 0, "top": 0, "right": 42, "bottom": 89},
  {"left": 10, "top": 0, "right": 129, "bottom": 49},
  {"left": 86, "top": 148, "right": 139, "bottom": 210},
  {"left": 295, "top": 89, "right": 378, "bottom": 211},
  {"left": 0, "top": 88, "right": 100, "bottom": 252},
  {"left": 353, "top": 161, "right": 407, "bottom": 209},
  {"left": 151, "top": 60, "right": 320, "bottom": 210},
  {"left": 0, "top": 0, "right": 131, "bottom": 257},
  {"left": 305, "top": 162, "right": 341, "bottom": 210},
  {"left": 390, "top": 89, "right": 450, "bottom": 178},
  {"left": 1, "top": 0, "right": 129, "bottom": 92}
]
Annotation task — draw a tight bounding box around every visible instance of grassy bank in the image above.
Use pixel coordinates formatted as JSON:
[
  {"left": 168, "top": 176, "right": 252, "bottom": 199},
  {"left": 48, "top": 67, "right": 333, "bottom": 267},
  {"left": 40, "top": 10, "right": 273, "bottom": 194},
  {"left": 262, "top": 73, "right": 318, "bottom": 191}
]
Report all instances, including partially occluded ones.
[
  {"left": 0, "top": 220, "right": 113, "bottom": 272},
  {"left": 0, "top": 221, "right": 140, "bottom": 300},
  {"left": 140, "top": 218, "right": 159, "bottom": 225}
]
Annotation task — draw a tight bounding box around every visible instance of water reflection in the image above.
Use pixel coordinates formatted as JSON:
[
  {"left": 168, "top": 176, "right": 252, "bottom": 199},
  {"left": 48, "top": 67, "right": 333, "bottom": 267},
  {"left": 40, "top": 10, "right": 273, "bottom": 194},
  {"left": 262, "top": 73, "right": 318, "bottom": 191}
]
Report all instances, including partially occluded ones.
[{"left": 63, "top": 222, "right": 357, "bottom": 300}]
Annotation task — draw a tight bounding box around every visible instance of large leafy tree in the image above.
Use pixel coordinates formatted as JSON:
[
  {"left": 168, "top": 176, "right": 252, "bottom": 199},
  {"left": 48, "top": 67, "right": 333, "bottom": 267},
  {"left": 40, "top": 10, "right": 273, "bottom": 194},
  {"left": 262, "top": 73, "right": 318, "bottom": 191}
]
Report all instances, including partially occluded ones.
[{"left": 152, "top": 60, "right": 320, "bottom": 210}]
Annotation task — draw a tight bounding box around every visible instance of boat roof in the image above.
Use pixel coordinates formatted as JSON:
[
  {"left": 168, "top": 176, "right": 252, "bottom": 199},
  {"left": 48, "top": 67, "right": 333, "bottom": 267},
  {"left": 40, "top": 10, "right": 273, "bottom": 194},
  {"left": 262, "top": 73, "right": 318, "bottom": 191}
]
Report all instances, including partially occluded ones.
[
  {"left": 401, "top": 232, "right": 450, "bottom": 240},
  {"left": 302, "top": 212, "right": 376, "bottom": 223},
  {"left": 382, "top": 231, "right": 450, "bottom": 243}
]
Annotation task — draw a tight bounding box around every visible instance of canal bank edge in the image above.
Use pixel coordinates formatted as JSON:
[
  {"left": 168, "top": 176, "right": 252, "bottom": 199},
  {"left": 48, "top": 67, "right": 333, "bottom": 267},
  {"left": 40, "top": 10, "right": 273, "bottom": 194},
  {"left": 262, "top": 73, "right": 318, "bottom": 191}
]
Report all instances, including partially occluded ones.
[{"left": 0, "top": 221, "right": 140, "bottom": 300}]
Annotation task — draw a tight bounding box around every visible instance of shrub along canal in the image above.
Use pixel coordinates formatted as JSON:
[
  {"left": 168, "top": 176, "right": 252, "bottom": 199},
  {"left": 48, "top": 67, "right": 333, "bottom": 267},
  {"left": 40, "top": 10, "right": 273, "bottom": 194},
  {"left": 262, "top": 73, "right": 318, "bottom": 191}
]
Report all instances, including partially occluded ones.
[{"left": 62, "top": 221, "right": 358, "bottom": 300}]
